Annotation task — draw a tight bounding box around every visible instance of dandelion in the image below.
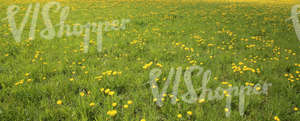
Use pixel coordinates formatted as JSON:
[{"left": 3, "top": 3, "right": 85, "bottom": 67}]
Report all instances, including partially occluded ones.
[
  {"left": 187, "top": 111, "right": 192, "bottom": 116},
  {"left": 127, "top": 100, "right": 133, "bottom": 105},
  {"left": 25, "top": 73, "right": 30, "bottom": 76},
  {"left": 274, "top": 116, "right": 280, "bottom": 121},
  {"left": 177, "top": 114, "right": 182, "bottom": 118},
  {"left": 214, "top": 77, "right": 218, "bottom": 80},
  {"left": 15, "top": 80, "right": 24, "bottom": 86},
  {"left": 123, "top": 104, "right": 129, "bottom": 109},
  {"left": 80, "top": 92, "right": 85, "bottom": 96},
  {"left": 198, "top": 99, "right": 205, "bottom": 103},
  {"left": 108, "top": 91, "right": 115, "bottom": 96},
  {"left": 89, "top": 102, "right": 96, "bottom": 107},
  {"left": 156, "top": 63, "right": 163, "bottom": 68},
  {"left": 141, "top": 119, "right": 146, "bottom": 121},
  {"left": 107, "top": 110, "right": 117, "bottom": 117},
  {"left": 27, "top": 79, "right": 32, "bottom": 82},
  {"left": 224, "top": 108, "right": 229, "bottom": 112},
  {"left": 112, "top": 103, "right": 117, "bottom": 107},
  {"left": 105, "top": 89, "right": 110, "bottom": 94},
  {"left": 294, "top": 107, "right": 298, "bottom": 111},
  {"left": 57, "top": 100, "right": 62, "bottom": 105},
  {"left": 69, "top": 78, "right": 74, "bottom": 81},
  {"left": 255, "top": 87, "right": 261, "bottom": 91},
  {"left": 152, "top": 85, "right": 157, "bottom": 88},
  {"left": 143, "top": 62, "right": 153, "bottom": 69},
  {"left": 162, "top": 94, "right": 167, "bottom": 97}
]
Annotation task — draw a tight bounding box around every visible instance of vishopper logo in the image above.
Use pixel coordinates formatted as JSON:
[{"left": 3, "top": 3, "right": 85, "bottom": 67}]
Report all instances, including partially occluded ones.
[
  {"left": 288, "top": 4, "right": 300, "bottom": 42},
  {"left": 149, "top": 66, "right": 272, "bottom": 117},
  {"left": 2, "top": 2, "right": 130, "bottom": 53}
]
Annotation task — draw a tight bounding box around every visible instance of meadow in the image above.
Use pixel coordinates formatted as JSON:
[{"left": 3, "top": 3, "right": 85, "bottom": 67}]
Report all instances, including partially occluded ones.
[{"left": 0, "top": 0, "right": 299, "bottom": 121}]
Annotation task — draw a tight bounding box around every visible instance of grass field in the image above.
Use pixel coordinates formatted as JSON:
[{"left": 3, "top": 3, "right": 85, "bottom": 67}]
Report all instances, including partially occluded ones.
[{"left": 0, "top": 0, "right": 300, "bottom": 121}]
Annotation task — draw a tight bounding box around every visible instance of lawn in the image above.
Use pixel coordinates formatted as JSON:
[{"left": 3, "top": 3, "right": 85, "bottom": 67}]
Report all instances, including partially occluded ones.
[{"left": 0, "top": 0, "right": 299, "bottom": 121}]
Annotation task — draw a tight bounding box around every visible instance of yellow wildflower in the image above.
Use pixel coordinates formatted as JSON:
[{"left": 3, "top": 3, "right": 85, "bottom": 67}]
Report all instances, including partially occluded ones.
[
  {"left": 89, "top": 102, "right": 96, "bottom": 107},
  {"left": 127, "top": 100, "right": 133, "bottom": 105},
  {"left": 224, "top": 108, "right": 229, "bottom": 112},
  {"left": 187, "top": 111, "right": 192, "bottom": 116},
  {"left": 112, "top": 103, "right": 117, "bottom": 107},
  {"left": 274, "top": 116, "right": 280, "bottom": 121},
  {"left": 107, "top": 110, "right": 117, "bottom": 117},
  {"left": 80, "top": 92, "right": 85, "bottom": 96},
  {"left": 56, "top": 100, "right": 62, "bottom": 105},
  {"left": 177, "top": 114, "right": 182, "bottom": 118},
  {"left": 198, "top": 99, "right": 205, "bottom": 103}
]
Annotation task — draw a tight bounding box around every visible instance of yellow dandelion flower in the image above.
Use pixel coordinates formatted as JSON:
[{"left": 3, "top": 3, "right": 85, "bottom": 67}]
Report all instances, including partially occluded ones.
[
  {"left": 89, "top": 102, "right": 96, "bottom": 107},
  {"left": 27, "top": 79, "right": 32, "bottom": 82},
  {"left": 112, "top": 103, "right": 117, "bottom": 107},
  {"left": 221, "top": 81, "right": 228, "bottom": 85},
  {"left": 80, "top": 92, "right": 85, "bottom": 96},
  {"left": 127, "top": 100, "right": 133, "bottom": 105},
  {"left": 56, "top": 100, "right": 62, "bottom": 105},
  {"left": 152, "top": 85, "right": 157, "bottom": 88},
  {"left": 198, "top": 99, "right": 205, "bottom": 103},
  {"left": 162, "top": 94, "right": 167, "bottom": 97},
  {"left": 143, "top": 62, "right": 153, "bottom": 69},
  {"left": 177, "top": 114, "right": 182, "bottom": 118},
  {"left": 224, "top": 108, "right": 229, "bottom": 112},
  {"left": 123, "top": 104, "right": 128, "bottom": 109},
  {"left": 156, "top": 63, "right": 163, "bottom": 68},
  {"left": 274, "top": 116, "right": 280, "bottom": 121},
  {"left": 105, "top": 89, "right": 110, "bottom": 94},
  {"left": 109, "top": 91, "right": 115, "bottom": 96},
  {"left": 187, "top": 111, "right": 192, "bottom": 116},
  {"left": 25, "top": 73, "right": 30, "bottom": 76},
  {"left": 107, "top": 110, "right": 117, "bottom": 117},
  {"left": 284, "top": 74, "right": 289, "bottom": 77}
]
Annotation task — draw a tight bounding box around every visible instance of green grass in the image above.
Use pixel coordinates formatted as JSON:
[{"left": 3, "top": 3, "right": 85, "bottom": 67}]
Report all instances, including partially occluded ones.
[{"left": 0, "top": 0, "right": 299, "bottom": 121}]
